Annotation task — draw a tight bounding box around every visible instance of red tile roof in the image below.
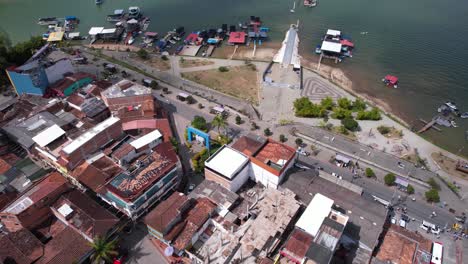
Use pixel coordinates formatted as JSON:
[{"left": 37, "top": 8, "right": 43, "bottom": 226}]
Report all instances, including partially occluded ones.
[
  {"left": 52, "top": 190, "right": 119, "bottom": 240},
  {"left": 252, "top": 139, "right": 296, "bottom": 176},
  {"left": 67, "top": 93, "right": 85, "bottom": 106},
  {"left": 0, "top": 157, "right": 12, "bottom": 175},
  {"left": 231, "top": 135, "right": 266, "bottom": 156},
  {"left": 282, "top": 229, "right": 314, "bottom": 261},
  {"left": 28, "top": 172, "right": 69, "bottom": 203},
  {"left": 71, "top": 156, "right": 122, "bottom": 193},
  {"left": 0, "top": 228, "right": 44, "bottom": 264},
  {"left": 228, "top": 32, "right": 246, "bottom": 44},
  {"left": 111, "top": 143, "right": 135, "bottom": 160},
  {"left": 122, "top": 119, "right": 173, "bottom": 141},
  {"left": 145, "top": 192, "right": 189, "bottom": 233},
  {"left": 107, "top": 142, "right": 179, "bottom": 200}
]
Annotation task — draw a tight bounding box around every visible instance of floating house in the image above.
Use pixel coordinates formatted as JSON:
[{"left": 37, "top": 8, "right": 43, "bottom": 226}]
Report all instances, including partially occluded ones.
[{"left": 228, "top": 32, "right": 246, "bottom": 45}]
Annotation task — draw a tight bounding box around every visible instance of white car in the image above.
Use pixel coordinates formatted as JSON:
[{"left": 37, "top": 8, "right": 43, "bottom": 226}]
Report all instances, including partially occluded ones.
[
  {"left": 399, "top": 219, "right": 407, "bottom": 228},
  {"left": 188, "top": 184, "right": 195, "bottom": 193}
]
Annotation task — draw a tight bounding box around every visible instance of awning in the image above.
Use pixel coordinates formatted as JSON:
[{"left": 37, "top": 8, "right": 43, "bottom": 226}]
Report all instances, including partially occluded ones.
[
  {"left": 101, "top": 28, "right": 117, "bottom": 34},
  {"left": 326, "top": 29, "right": 341, "bottom": 37},
  {"left": 321, "top": 41, "right": 342, "bottom": 53},
  {"left": 47, "top": 31, "right": 64, "bottom": 42},
  {"left": 89, "top": 27, "right": 104, "bottom": 35},
  {"left": 340, "top": 39, "right": 354, "bottom": 48}
]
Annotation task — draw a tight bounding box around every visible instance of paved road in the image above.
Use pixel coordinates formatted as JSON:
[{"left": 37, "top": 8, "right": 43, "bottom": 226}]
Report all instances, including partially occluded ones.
[
  {"left": 120, "top": 223, "right": 168, "bottom": 264},
  {"left": 296, "top": 155, "right": 457, "bottom": 230},
  {"left": 294, "top": 125, "right": 467, "bottom": 214}
]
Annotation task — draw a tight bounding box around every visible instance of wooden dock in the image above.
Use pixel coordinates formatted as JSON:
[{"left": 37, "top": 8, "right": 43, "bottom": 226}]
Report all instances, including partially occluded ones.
[{"left": 418, "top": 118, "right": 442, "bottom": 133}]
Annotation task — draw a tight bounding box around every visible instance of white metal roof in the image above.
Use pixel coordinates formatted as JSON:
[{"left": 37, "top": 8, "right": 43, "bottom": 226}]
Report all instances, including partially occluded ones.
[
  {"left": 130, "top": 129, "right": 162, "bottom": 149},
  {"left": 32, "top": 124, "right": 66, "bottom": 147},
  {"left": 295, "top": 193, "right": 334, "bottom": 237},
  {"left": 67, "top": 32, "right": 80, "bottom": 38},
  {"left": 62, "top": 116, "right": 120, "bottom": 154},
  {"left": 326, "top": 29, "right": 341, "bottom": 37},
  {"left": 127, "top": 19, "right": 138, "bottom": 24},
  {"left": 88, "top": 27, "right": 104, "bottom": 35},
  {"left": 101, "top": 28, "right": 117, "bottom": 34},
  {"left": 57, "top": 203, "right": 74, "bottom": 217},
  {"left": 205, "top": 146, "right": 249, "bottom": 179},
  {"left": 321, "top": 41, "right": 342, "bottom": 53}
]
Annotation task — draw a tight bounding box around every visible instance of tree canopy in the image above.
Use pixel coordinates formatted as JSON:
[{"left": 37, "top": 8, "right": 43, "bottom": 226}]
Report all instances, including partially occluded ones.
[{"left": 191, "top": 116, "right": 208, "bottom": 132}]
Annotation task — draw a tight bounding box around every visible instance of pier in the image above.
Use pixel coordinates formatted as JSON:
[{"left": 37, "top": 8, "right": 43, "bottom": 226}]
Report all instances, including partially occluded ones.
[
  {"left": 273, "top": 21, "right": 300, "bottom": 69},
  {"left": 417, "top": 117, "right": 442, "bottom": 133}
]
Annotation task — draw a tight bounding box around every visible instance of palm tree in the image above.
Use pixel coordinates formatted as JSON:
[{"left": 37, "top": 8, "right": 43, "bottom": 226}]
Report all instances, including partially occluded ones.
[
  {"left": 212, "top": 114, "right": 227, "bottom": 135},
  {"left": 89, "top": 236, "right": 118, "bottom": 264}
]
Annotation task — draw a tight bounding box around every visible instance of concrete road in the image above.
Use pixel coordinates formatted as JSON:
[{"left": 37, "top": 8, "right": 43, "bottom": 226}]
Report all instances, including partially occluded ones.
[
  {"left": 120, "top": 223, "right": 168, "bottom": 264},
  {"left": 296, "top": 155, "right": 458, "bottom": 230}
]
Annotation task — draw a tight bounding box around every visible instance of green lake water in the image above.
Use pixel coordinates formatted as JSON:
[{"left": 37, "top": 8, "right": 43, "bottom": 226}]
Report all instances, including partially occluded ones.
[{"left": 1, "top": 0, "right": 467, "bottom": 156}]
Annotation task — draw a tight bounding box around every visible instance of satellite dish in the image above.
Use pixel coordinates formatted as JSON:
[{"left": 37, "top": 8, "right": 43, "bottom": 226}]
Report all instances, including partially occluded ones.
[{"left": 164, "top": 246, "right": 174, "bottom": 256}]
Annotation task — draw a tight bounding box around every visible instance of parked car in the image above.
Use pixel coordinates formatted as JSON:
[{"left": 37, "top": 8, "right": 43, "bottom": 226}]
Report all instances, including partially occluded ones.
[
  {"left": 296, "top": 148, "right": 310, "bottom": 156},
  {"left": 188, "top": 184, "right": 195, "bottom": 193}
]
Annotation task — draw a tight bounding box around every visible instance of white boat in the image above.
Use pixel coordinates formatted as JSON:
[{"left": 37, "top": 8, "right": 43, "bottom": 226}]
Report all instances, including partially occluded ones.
[
  {"left": 461, "top": 112, "right": 468, "bottom": 119},
  {"left": 129, "top": 6, "right": 141, "bottom": 18},
  {"left": 445, "top": 101, "right": 458, "bottom": 112},
  {"left": 451, "top": 121, "right": 458, "bottom": 128},
  {"left": 128, "top": 36, "right": 135, "bottom": 45},
  {"left": 290, "top": 1, "right": 296, "bottom": 12},
  {"left": 38, "top": 17, "right": 58, "bottom": 26}
]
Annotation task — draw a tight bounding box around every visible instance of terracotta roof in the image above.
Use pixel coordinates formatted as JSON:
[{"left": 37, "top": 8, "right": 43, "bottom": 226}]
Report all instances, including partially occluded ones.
[
  {"left": 22, "top": 172, "right": 69, "bottom": 204},
  {"left": 282, "top": 229, "right": 314, "bottom": 261},
  {"left": 0, "top": 228, "right": 44, "bottom": 264},
  {"left": 0, "top": 157, "right": 12, "bottom": 175},
  {"left": 252, "top": 139, "right": 296, "bottom": 176},
  {"left": 67, "top": 93, "right": 85, "bottom": 106},
  {"left": 145, "top": 192, "right": 189, "bottom": 233},
  {"left": 171, "top": 198, "right": 217, "bottom": 251},
  {"left": 111, "top": 143, "right": 135, "bottom": 160},
  {"left": 0, "top": 192, "right": 18, "bottom": 211},
  {"left": 71, "top": 156, "right": 121, "bottom": 193},
  {"left": 0, "top": 153, "right": 21, "bottom": 166},
  {"left": 107, "top": 142, "right": 179, "bottom": 200},
  {"left": 375, "top": 225, "right": 433, "bottom": 264},
  {"left": 231, "top": 135, "right": 266, "bottom": 156},
  {"left": 52, "top": 190, "right": 119, "bottom": 240},
  {"left": 122, "top": 118, "right": 173, "bottom": 141}
]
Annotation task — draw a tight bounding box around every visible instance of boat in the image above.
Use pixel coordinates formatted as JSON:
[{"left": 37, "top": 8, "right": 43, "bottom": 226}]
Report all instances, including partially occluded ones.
[
  {"left": 461, "top": 112, "right": 468, "bottom": 119},
  {"left": 129, "top": 6, "right": 141, "bottom": 18},
  {"left": 444, "top": 101, "right": 458, "bottom": 112},
  {"left": 451, "top": 121, "right": 458, "bottom": 128},
  {"left": 107, "top": 9, "right": 125, "bottom": 22},
  {"left": 290, "top": 1, "right": 296, "bottom": 12},
  {"left": 38, "top": 17, "right": 58, "bottom": 26},
  {"left": 382, "top": 75, "right": 398, "bottom": 88},
  {"left": 128, "top": 36, "right": 135, "bottom": 45},
  {"left": 315, "top": 45, "right": 322, "bottom": 54},
  {"left": 168, "top": 39, "right": 176, "bottom": 45},
  {"left": 95, "top": 0, "right": 103, "bottom": 5},
  {"left": 304, "top": 0, "right": 317, "bottom": 7},
  {"left": 141, "top": 17, "right": 150, "bottom": 31}
]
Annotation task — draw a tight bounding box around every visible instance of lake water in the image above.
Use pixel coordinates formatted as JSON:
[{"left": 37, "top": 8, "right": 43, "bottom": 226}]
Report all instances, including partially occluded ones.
[{"left": 1, "top": 0, "right": 467, "bottom": 156}]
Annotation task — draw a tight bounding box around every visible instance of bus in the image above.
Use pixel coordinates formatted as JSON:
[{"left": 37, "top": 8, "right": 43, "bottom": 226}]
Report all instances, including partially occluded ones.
[{"left": 431, "top": 242, "right": 443, "bottom": 264}]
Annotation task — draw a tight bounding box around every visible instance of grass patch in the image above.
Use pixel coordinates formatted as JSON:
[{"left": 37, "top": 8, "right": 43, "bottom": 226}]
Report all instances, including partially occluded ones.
[
  {"left": 182, "top": 65, "right": 259, "bottom": 104},
  {"left": 134, "top": 55, "right": 171, "bottom": 71},
  {"left": 377, "top": 125, "right": 403, "bottom": 139},
  {"left": 431, "top": 152, "right": 467, "bottom": 179}
]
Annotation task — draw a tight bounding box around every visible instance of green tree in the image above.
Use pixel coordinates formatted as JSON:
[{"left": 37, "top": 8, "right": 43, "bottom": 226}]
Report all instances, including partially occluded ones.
[
  {"left": 407, "top": 184, "right": 415, "bottom": 194},
  {"left": 264, "top": 128, "right": 272, "bottom": 136},
  {"left": 295, "top": 138, "right": 303, "bottom": 147},
  {"left": 186, "top": 95, "right": 196, "bottom": 104},
  {"left": 89, "top": 237, "right": 118, "bottom": 264},
  {"left": 331, "top": 107, "right": 352, "bottom": 120},
  {"left": 384, "top": 173, "right": 396, "bottom": 186},
  {"left": 427, "top": 178, "right": 441, "bottom": 190},
  {"left": 218, "top": 66, "right": 229, "bottom": 72},
  {"left": 137, "top": 48, "right": 149, "bottom": 60},
  {"left": 191, "top": 116, "right": 208, "bottom": 132},
  {"left": 338, "top": 125, "right": 348, "bottom": 135},
  {"left": 169, "top": 137, "right": 179, "bottom": 153},
  {"left": 341, "top": 117, "right": 359, "bottom": 131},
  {"left": 337, "top": 98, "right": 352, "bottom": 110},
  {"left": 279, "top": 134, "right": 287, "bottom": 143},
  {"left": 235, "top": 115, "right": 242, "bottom": 125},
  {"left": 212, "top": 114, "right": 227, "bottom": 135},
  {"left": 365, "top": 168, "right": 375, "bottom": 178},
  {"left": 425, "top": 189, "right": 440, "bottom": 203},
  {"left": 352, "top": 98, "right": 367, "bottom": 111},
  {"left": 377, "top": 125, "right": 390, "bottom": 135},
  {"left": 320, "top": 97, "right": 335, "bottom": 110},
  {"left": 356, "top": 108, "right": 381, "bottom": 120},
  {"left": 150, "top": 80, "right": 159, "bottom": 89},
  {"left": 293, "top": 97, "right": 327, "bottom": 118}
]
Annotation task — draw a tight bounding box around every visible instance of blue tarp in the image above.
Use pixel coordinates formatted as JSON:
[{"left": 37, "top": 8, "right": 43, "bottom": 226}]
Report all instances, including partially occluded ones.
[
  {"left": 207, "top": 38, "right": 219, "bottom": 44},
  {"left": 65, "top": 16, "right": 77, "bottom": 21}
]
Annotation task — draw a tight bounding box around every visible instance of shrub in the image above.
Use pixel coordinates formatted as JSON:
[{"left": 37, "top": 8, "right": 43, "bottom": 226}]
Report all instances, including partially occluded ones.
[
  {"left": 427, "top": 178, "right": 441, "bottom": 190},
  {"left": 186, "top": 95, "right": 196, "bottom": 104},
  {"left": 150, "top": 80, "right": 159, "bottom": 89},
  {"left": 331, "top": 107, "right": 352, "bottom": 120},
  {"left": 338, "top": 125, "right": 348, "bottom": 135},
  {"left": 325, "top": 123, "right": 334, "bottom": 131},
  {"left": 320, "top": 97, "right": 335, "bottom": 110},
  {"left": 235, "top": 115, "right": 242, "bottom": 125},
  {"left": 169, "top": 137, "right": 179, "bottom": 153},
  {"left": 377, "top": 125, "right": 390, "bottom": 135},
  {"left": 295, "top": 138, "right": 303, "bottom": 147},
  {"left": 264, "top": 128, "right": 272, "bottom": 136},
  {"left": 293, "top": 97, "right": 327, "bottom": 118},
  {"left": 218, "top": 66, "right": 229, "bottom": 72},
  {"left": 198, "top": 103, "right": 204, "bottom": 109},
  {"left": 192, "top": 148, "right": 209, "bottom": 173},
  {"left": 137, "top": 48, "right": 149, "bottom": 60},
  {"left": 352, "top": 98, "right": 367, "bottom": 111},
  {"left": 162, "top": 87, "right": 169, "bottom": 94},
  {"left": 161, "top": 55, "right": 169, "bottom": 61},
  {"left": 356, "top": 107, "right": 381, "bottom": 120},
  {"left": 407, "top": 184, "right": 415, "bottom": 194},
  {"left": 191, "top": 116, "right": 208, "bottom": 132},
  {"left": 425, "top": 189, "right": 440, "bottom": 203},
  {"left": 279, "top": 134, "right": 287, "bottom": 143},
  {"left": 365, "top": 168, "right": 375, "bottom": 178},
  {"left": 384, "top": 173, "right": 396, "bottom": 186},
  {"left": 337, "top": 98, "right": 352, "bottom": 110},
  {"left": 341, "top": 117, "right": 359, "bottom": 131}
]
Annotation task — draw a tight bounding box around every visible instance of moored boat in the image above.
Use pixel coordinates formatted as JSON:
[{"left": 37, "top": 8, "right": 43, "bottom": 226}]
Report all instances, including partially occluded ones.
[
  {"left": 38, "top": 17, "right": 58, "bottom": 26},
  {"left": 95, "top": 0, "right": 103, "bottom": 5},
  {"left": 315, "top": 44, "right": 322, "bottom": 54},
  {"left": 129, "top": 6, "right": 141, "bottom": 18},
  {"left": 107, "top": 9, "right": 125, "bottom": 22},
  {"left": 382, "top": 75, "right": 398, "bottom": 88},
  {"left": 451, "top": 120, "right": 458, "bottom": 128},
  {"left": 444, "top": 101, "right": 458, "bottom": 112},
  {"left": 460, "top": 112, "right": 468, "bottom": 119},
  {"left": 304, "top": 0, "right": 317, "bottom": 7}
]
